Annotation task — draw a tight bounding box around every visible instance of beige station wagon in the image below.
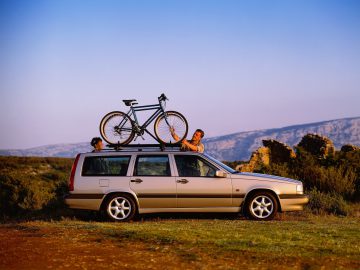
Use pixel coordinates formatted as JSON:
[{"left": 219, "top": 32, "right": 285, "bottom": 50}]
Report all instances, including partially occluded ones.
[{"left": 65, "top": 147, "right": 308, "bottom": 221}]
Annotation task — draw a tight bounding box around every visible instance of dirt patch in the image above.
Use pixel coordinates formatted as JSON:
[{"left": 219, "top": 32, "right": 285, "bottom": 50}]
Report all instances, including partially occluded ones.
[{"left": 0, "top": 222, "right": 358, "bottom": 270}]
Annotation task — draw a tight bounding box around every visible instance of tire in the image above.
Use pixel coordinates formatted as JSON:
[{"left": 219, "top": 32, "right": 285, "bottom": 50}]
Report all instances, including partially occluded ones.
[
  {"left": 99, "top": 111, "right": 135, "bottom": 145},
  {"left": 104, "top": 194, "right": 137, "bottom": 222},
  {"left": 245, "top": 191, "right": 278, "bottom": 221},
  {"left": 154, "top": 111, "right": 188, "bottom": 144}
]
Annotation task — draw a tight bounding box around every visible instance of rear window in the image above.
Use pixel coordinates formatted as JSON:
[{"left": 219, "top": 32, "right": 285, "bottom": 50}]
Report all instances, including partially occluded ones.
[
  {"left": 82, "top": 156, "right": 130, "bottom": 176},
  {"left": 134, "top": 155, "right": 170, "bottom": 176}
]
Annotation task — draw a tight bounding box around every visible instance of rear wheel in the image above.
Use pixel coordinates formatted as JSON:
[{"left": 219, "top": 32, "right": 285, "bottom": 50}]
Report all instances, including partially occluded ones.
[
  {"left": 104, "top": 194, "right": 137, "bottom": 222},
  {"left": 99, "top": 111, "right": 135, "bottom": 145},
  {"left": 245, "top": 191, "right": 278, "bottom": 221},
  {"left": 154, "top": 111, "right": 188, "bottom": 144}
]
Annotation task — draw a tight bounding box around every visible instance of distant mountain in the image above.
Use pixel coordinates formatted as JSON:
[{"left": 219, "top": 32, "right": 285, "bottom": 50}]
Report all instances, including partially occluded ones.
[
  {"left": 0, "top": 143, "right": 91, "bottom": 158},
  {"left": 1, "top": 117, "right": 359, "bottom": 161},
  {"left": 204, "top": 116, "right": 360, "bottom": 161}
]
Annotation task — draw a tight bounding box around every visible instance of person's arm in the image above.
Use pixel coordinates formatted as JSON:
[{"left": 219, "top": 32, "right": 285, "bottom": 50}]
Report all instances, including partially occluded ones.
[{"left": 170, "top": 127, "right": 180, "bottom": 141}]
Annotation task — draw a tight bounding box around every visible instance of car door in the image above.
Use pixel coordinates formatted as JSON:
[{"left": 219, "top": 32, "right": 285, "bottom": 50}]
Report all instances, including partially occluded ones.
[
  {"left": 129, "top": 154, "right": 176, "bottom": 209},
  {"left": 173, "top": 154, "right": 232, "bottom": 208}
]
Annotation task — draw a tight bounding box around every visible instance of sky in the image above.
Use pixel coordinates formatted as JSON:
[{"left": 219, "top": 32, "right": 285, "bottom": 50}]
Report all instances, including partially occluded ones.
[{"left": 1, "top": 0, "right": 359, "bottom": 149}]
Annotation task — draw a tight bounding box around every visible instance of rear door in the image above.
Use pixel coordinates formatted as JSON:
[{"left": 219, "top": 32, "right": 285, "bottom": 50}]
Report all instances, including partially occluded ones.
[
  {"left": 129, "top": 154, "right": 176, "bottom": 208},
  {"left": 174, "top": 154, "right": 232, "bottom": 208}
]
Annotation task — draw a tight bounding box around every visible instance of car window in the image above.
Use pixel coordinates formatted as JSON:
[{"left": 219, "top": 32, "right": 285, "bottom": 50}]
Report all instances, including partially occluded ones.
[
  {"left": 134, "top": 155, "right": 171, "bottom": 176},
  {"left": 82, "top": 156, "right": 130, "bottom": 176},
  {"left": 174, "top": 155, "right": 217, "bottom": 177}
]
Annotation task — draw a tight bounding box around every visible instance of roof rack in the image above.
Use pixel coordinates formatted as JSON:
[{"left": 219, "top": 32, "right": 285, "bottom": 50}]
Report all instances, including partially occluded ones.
[{"left": 105, "top": 143, "right": 182, "bottom": 152}]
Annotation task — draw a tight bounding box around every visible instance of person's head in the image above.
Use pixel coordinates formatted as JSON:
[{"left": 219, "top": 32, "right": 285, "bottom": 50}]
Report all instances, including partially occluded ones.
[
  {"left": 192, "top": 129, "right": 204, "bottom": 141},
  {"left": 91, "top": 137, "right": 103, "bottom": 151}
]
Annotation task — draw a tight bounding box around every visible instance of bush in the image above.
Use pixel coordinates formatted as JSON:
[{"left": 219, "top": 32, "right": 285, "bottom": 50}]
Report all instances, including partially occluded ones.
[
  {"left": 0, "top": 156, "right": 73, "bottom": 220},
  {"left": 306, "top": 188, "right": 350, "bottom": 216}
]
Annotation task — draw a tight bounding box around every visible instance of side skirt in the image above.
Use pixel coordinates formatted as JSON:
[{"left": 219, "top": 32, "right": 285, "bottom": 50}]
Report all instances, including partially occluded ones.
[{"left": 139, "top": 207, "right": 241, "bottom": 214}]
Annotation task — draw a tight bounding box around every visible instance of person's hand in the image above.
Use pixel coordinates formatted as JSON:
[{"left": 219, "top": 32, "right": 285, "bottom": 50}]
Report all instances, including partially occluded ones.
[{"left": 170, "top": 126, "right": 175, "bottom": 135}]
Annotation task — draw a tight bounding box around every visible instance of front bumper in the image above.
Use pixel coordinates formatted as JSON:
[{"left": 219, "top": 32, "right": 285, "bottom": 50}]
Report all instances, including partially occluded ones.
[{"left": 279, "top": 194, "right": 309, "bottom": 211}]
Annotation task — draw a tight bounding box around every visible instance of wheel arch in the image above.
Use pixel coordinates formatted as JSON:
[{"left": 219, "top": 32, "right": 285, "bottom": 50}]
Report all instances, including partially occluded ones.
[
  {"left": 242, "top": 188, "right": 282, "bottom": 214},
  {"left": 100, "top": 190, "right": 140, "bottom": 213}
]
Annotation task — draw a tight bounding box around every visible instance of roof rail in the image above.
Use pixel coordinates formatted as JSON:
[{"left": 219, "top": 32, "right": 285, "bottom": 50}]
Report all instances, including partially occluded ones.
[{"left": 105, "top": 143, "right": 182, "bottom": 152}]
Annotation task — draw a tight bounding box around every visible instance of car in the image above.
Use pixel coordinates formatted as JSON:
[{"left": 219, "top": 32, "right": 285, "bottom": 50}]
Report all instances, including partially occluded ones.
[{"left": 65, "top": 145, "right": 308, "bottom": 221}]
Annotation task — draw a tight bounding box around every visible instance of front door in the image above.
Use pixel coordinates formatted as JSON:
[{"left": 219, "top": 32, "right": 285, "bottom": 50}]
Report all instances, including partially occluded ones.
[
  {"left": 174, "top": 154, "right": 232, "bottom": 208},
  {"left": 130, "top": 155, "right": 176, "bottom": 208}
]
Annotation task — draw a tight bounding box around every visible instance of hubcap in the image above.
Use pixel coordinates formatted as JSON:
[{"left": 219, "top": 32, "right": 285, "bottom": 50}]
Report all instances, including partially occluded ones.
[
  {"left": 250, "top": 195, "right": 274, "bottom": 219},
  {"left": 108, "top": 197, "right": 131, "bottom": 220}
]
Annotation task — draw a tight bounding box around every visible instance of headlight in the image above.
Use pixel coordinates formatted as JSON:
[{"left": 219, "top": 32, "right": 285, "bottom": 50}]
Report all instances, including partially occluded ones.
[{"left": 296, "top": 184, "right": 303, "bottom": 194}]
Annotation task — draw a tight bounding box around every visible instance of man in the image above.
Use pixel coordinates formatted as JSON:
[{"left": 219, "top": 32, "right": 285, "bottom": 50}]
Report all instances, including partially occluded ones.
[
  {"left": 170, "top": 128, "right": 205, "bottom": 153},
  {"left": 90, "top": 137, "right": 104, "bottom": 152}
]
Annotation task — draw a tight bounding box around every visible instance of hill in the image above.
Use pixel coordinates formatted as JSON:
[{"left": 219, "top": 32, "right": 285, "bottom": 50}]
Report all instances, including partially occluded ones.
[
  {"left": 204, "top": 116, "right": 360, "bottom": 161},
  {"left": 0, "top": 117, "right": 359, "bottom": 161}
]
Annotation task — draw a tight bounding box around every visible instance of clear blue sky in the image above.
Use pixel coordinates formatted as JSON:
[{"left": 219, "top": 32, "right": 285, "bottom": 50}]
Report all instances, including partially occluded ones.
[{"left": 1, "top": 0, "right": 359, "bottom": 149}]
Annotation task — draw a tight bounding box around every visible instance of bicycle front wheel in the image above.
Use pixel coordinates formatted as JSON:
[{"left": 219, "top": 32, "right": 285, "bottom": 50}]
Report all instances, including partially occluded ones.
[
  {"left": 154, "top": 111, "right": 188, "bottom": 144},
  {"left": 99, "top": 111, "right": 135, "bottom": 145}
]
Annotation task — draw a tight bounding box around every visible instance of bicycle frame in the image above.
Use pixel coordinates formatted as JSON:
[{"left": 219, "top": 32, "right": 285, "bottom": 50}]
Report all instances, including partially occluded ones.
[{"left": 123, "top": 100, "right": 169, "bottom": 141}]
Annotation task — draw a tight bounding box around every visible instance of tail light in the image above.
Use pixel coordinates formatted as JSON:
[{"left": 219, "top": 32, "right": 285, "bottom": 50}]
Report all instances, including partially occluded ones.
[{"left": 69, "top": 154, "right": 81, "bottom": 191}]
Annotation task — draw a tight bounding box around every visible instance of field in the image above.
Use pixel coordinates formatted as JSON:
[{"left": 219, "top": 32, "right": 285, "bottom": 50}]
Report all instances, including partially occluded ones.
[
  {"left": 1, "top": 155, "right": 360, "bottom": 269},
  {"left": 1, "top": 213, "right": 359, "bottom": 270}
]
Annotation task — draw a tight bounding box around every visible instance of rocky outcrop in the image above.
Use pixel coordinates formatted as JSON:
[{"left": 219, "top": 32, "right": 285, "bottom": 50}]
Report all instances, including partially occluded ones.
[
  {"left": 237, "top": 140, "right": 295, "bottom": 172},
  {"left": 297, "top": 133, "right": 335, "bottom": 158},
  {"left": 262, "top": 139, "right": 296, "bottom": 163},
  {"left": 341, "top": 144, "right": 360, "bottom": 152},
  {"left": 237, "top": 147, "right": 270, "bottom": 172}
]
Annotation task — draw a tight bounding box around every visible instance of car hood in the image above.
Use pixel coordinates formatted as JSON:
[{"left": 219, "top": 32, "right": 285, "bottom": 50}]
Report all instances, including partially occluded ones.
[{"left": 232, "top": 172, "right": 302, "bottom": 185}]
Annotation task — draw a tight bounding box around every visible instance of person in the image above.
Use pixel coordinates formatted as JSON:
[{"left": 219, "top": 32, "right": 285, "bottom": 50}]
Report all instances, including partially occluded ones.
[
  {"left": 170, "top": 128, "right": 205, "bottom": 153},
  {"left": 90, "top": 137, "right": 104, "bottom": 152}
]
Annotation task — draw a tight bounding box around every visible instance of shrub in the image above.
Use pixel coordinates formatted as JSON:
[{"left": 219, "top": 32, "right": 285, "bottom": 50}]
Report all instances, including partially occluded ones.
[
  {"left": 0, "top": 156, "right": 73, "bottom": 220},
  {"left": 306, "top": 188, "right": 350, "bottom": 216}
]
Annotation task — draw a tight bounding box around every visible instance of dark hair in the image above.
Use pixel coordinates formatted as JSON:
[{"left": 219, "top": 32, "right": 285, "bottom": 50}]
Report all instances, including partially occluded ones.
[
  {"left": 91, "top": 137, "right": 102, "bottom": 147},
  {"left": 195, "top": 129, "right": 205, "bottom": 138}
]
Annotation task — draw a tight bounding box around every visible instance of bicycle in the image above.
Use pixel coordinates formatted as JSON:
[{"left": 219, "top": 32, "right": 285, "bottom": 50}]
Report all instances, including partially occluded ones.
[{"left": 99, "top": 94, "right": 189, "bottom": 145}]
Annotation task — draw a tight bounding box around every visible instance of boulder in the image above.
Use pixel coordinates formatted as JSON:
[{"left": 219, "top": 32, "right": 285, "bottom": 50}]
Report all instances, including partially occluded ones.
[
  {"left": 237, "top": 147, "right": 270, "bottom": 172},
  {"left": 341, "top": 144, "right": 360, "bottom": 152},
  {"left": 297, "top": 133, "right": 335, "bottom": 158},
  {"left": 262, "top": 139, "right": 296, "bottom": 163},
  {"left": 237, "top": 140, "right": 296, "bottom": 172}
]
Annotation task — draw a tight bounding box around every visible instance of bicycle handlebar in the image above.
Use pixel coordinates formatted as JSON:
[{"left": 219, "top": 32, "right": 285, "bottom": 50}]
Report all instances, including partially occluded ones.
[{"left": 158, "top": 93, "right": 168, "bottom": 101}]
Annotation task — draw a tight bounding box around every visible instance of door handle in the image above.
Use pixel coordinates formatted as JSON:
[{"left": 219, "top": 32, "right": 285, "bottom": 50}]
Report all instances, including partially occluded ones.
[
  {"left": 177, "top": 179, "right": 189, "bottom": 184},
  {"left": 131, "top": 179, "right": 143, "bottom": 183}
]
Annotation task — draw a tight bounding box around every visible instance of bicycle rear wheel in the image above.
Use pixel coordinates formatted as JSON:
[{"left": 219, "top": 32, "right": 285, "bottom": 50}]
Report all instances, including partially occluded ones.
[
  {"left": 99, "top": 111, "right": 135, "bottom": 145},
  {"left": 154, "top": 111, "right": 188, "bottom": 144}
]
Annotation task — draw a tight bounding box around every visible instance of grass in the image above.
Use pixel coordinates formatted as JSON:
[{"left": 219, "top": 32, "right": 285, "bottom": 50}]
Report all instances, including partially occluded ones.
[{"left": 10, "top": 214, "right": 359, "bottom": 269}]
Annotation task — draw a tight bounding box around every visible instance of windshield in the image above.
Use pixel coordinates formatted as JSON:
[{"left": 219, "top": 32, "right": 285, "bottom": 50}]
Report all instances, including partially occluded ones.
[{"left": 203, "top": 153, "right": 237, "bottom": 174}]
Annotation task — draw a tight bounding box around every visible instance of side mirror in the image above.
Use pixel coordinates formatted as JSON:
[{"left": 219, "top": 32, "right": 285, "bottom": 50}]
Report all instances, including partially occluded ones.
[{"left": 215, "top": 170, "right": 227, "bottom": 178}]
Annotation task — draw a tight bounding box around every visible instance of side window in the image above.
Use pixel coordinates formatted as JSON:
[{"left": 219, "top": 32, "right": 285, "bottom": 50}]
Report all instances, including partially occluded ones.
[
  {"left": 134, "top": 155, "right": 171, "bottom": 176},
  {"left": 82, "top": 156, "right": 130, "bottom": 176},
  {"left": 175, "top": 155, "right": 217, "bottom": 177}
]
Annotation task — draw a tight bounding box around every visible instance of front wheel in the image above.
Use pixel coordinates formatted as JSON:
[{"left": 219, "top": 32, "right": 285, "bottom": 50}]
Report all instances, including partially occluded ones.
[
  {"left": 154, "top": 111, "right": 188, "bottom": 144},
  {"left": 99, "top": 111, "right": 135, "bottom": 145},
  {"left": 245, "top": 192, "right": 278, "bottom": 221}
]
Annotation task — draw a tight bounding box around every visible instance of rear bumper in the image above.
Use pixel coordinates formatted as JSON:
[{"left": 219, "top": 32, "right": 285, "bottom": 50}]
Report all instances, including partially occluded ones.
[
  {"left": 279, "top": 194, "right": 309, "bottom": 211},
  {"left": 64, "top": 193, "right": 104, "bottom": 211}
]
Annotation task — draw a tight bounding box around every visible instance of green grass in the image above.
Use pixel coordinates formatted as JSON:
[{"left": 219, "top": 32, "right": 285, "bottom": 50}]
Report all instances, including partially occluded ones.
[{"left": 18, "top": 214, "right": 360, "bottom": 268}]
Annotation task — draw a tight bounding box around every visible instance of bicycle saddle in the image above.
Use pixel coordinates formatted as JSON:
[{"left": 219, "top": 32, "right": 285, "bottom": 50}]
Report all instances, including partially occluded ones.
[{"left": 122, "top": 99, "right": 138, "bottom": 106}]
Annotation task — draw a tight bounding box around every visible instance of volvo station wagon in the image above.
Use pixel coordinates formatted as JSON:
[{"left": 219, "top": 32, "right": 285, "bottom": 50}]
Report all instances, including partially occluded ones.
[{"left": 65, "top": 146, "right": 308, "bottom": 221}]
